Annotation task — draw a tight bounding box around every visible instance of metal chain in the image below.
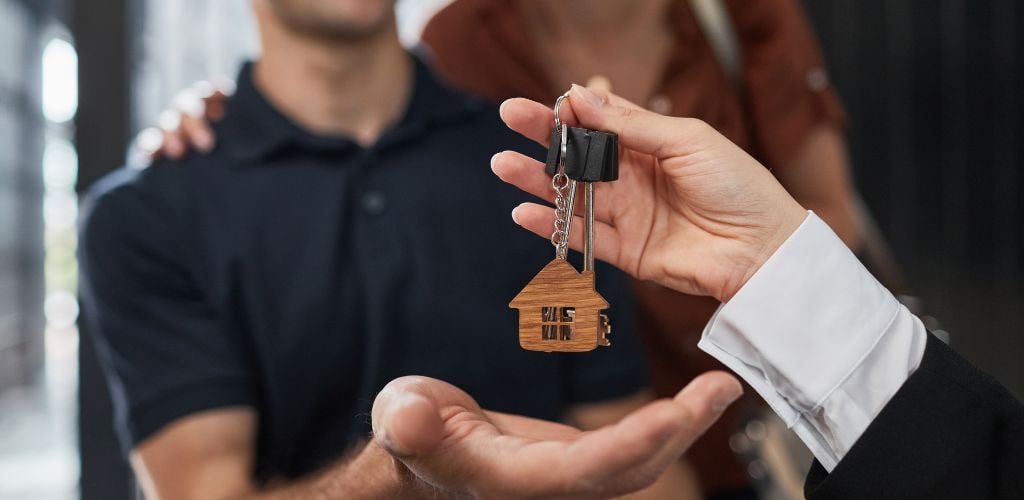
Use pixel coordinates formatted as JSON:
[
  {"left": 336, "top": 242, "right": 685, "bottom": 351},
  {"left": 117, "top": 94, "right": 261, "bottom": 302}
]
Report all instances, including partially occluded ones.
[
  {"left": 551, "top": 159, "right": 570, "bottom": 257},
  {"left": 550, "top": 91, "right": 573, "bottom": 259}
]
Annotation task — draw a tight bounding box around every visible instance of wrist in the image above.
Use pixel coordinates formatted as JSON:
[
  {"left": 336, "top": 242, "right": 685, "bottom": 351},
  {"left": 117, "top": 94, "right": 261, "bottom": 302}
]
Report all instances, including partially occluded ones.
[
  {"left": 319, "top": 440, "right": 432, "bottom": 499},
  {"left": 721, "top": 205, "right": 808, "bottom": 302}
]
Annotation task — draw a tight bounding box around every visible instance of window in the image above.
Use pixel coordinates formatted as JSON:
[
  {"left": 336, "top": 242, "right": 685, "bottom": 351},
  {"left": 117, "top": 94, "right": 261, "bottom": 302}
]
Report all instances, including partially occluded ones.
[{"left": 540, "top": 307, "right": 574, "bottom": 340}]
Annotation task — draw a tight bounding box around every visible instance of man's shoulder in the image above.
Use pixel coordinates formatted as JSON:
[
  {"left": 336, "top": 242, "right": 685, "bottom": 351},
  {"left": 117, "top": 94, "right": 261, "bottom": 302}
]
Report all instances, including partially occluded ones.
[
  {"left": 81, "top": 154, "right": 226, "bottom": 243},
  {"left": 85, "top": 163, "right": 173, "bottom": 213}
]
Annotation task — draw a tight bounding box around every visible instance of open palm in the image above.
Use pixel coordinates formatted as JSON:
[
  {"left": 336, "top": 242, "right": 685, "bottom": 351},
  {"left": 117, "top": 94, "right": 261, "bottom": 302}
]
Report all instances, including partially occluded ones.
[
  {"left": 372, "top": 374, "right": 739, "bottom": 499},
  {"left": 493, "top": 86, "right": 806, "bottom": 302}
]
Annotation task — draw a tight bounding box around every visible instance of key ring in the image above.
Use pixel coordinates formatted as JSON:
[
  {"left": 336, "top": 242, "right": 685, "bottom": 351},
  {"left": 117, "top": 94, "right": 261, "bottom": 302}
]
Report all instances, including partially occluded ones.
[
  {"left": 551, "top": 91, "right": 574, "bottom": 259},
  {"left": 553, "top": 90, "right": 570, "bottom": 130}
]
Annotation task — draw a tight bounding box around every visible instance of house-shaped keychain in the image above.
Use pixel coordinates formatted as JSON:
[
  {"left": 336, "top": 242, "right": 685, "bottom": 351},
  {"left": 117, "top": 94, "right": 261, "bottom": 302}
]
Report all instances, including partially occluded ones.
[{"left": 509, "top": 259, "right": 611, "bottom": 352}]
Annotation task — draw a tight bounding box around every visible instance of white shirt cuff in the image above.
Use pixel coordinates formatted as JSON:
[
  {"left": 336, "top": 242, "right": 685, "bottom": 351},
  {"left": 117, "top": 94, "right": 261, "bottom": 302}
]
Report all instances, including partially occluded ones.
[{"left": 698, "top": 211, "right": 927, "bottom": 471}]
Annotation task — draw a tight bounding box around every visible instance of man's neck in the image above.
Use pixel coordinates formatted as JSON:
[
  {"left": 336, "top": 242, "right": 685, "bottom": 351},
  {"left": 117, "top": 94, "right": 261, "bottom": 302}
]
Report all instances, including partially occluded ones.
[{"left": 252, "top": 16, "right": 411, "bottom": 147}]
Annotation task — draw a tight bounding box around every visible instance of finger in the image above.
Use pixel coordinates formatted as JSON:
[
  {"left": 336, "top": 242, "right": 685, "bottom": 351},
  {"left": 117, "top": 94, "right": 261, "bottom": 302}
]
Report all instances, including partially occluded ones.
[
  {"left": 511, "top": 203, "right": 621, "bottom": 265},
  {"left": 573, "top": 372, "right": 742, "bottom": 494},
  {"left": 212, "top": 75, "right": 237, "bottom": 97},
  {"left": 180, "top": 114, "right": 216, "bottom": 153},
  {"left": 173, "top": 88, "right": 205, "bottom": 121},
  {"left": 204, "top": 90, "right": 229, "bottom": 121},
  {"left": 192, "top": 80, "right": 230, "bottom": 121},
  {"left": 135, "top": 127, "right": 165, "bottom": 162},
  {"left": 564, "top": 398, "right": 702, "bottom": 483},
  {"left": 375, "top": 392, "right": 442, "bottom": 457},
  {"left": 498, "top": 86, "right": 657, "bottom": 149},
  {"left": 565, "top": 84, "right": 710, "bottom": 158},
  {"left": 584, "top": 85, "right": 647, "bottom": 112},
  {"left": 486, "top": 410, "right": 581, "bottom": 441},
  {"left": 491, "top": 151, "right": 554, "bottom": 204},
  {"left": 499, "top": 98, "right": 555, "bottom": 148},
  {"left": 162, "top": 132, "right": 186, "bottom": 160},
  {"left": 371, "top": 376, "right": 483, "bottom": 457},
  {"left": 630, "top": 372, "right": 744, "bottom": 481},
  {"left": 498, "top": 95, "right": 587, "bottom": 149},
  {"left": 474, "top": 399, "right": 693, "bottom": 498},
  {"left": 174, "top": 90, "right": 216, "bottom": 153},
  {"left": 158, "top": 110, "right": 187, "bottom": 160},
  {"left": 492, "top": 151, "right": 618, "bottom": 222},
  {"left": 673, "top": 371, "right": 743, "bottom": 417}
]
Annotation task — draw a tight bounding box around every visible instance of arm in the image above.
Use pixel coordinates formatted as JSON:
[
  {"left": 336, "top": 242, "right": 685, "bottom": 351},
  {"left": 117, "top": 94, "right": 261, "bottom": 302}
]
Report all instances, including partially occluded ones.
[
  {"left": 567, "top": 393, "right": 703, "bottom": 500},
  {"left": 79, "top": 181, "right": 418, "bottom": 500},
  {"left": 131, "top": 409, "right": 417, "bottom": 500},
  {"left": 494, "top": 85, "right": 1024, "bottom": 496},
  {"left": 805, "top": 335, "right": 1024, "bottom": 499}
]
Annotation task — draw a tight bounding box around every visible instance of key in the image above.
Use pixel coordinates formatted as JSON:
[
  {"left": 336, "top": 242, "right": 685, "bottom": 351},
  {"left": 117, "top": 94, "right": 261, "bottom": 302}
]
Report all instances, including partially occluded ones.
[
  {"left": 510, "top": 92, "right": 617, "bottom": 352},
  {"left": 541, "top": 74, "right": 619, "bottom": 181},
  {"left": 543, "top": 125, "right": 619, "bottom": 182}
]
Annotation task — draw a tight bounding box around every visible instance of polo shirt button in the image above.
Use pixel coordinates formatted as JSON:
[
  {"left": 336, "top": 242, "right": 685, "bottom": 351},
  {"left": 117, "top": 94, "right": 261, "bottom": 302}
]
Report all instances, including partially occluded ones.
[{"left": 360, "top": 190, "right": 387, "bottom": 215}]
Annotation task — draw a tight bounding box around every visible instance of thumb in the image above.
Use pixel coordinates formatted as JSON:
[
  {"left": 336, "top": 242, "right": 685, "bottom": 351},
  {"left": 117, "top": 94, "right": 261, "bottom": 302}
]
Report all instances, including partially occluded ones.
[
  {"left": 674, "top": 371, "right": 744, "bottom": 430},
  {"left": 631, "top": 371, "right": 744, "bottom": 477},
  {"left": 566, "top": 84, "right": 711, "bottom": 158},
  {"left": 372, "top": 380, "right": 445, "bottom": 457}
]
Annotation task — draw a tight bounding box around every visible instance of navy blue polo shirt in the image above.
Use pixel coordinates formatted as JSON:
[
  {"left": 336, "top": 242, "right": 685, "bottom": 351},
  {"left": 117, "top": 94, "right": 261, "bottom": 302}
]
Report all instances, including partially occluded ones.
[{"left": 79, "top": 55, "right": 648, "bottom": 481}]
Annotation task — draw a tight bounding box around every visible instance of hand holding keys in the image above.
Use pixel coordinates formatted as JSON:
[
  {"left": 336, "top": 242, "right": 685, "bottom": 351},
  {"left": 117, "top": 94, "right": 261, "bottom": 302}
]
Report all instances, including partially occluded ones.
[{"left": 496, "top": 85, "right": 806, "bottom": 311}]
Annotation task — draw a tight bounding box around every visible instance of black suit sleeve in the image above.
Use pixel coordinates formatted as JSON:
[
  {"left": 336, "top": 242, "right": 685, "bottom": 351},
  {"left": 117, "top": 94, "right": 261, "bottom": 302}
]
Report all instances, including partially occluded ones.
[{"left": 804, "top": 333, "right": 1024, "bottom": 499}]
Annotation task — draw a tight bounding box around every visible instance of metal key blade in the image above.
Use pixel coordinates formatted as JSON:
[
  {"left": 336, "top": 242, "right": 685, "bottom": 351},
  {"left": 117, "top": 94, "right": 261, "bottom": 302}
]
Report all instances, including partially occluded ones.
[
  {"left": 583, "top": 182, "right": 595, "bottom": 272},
  {"left": 560, "top": 180, "right": 578, "bottom": 260}
]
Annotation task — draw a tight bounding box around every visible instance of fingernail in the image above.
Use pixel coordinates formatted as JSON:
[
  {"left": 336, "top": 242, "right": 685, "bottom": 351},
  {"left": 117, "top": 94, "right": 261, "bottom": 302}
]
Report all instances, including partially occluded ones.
[
  {"left": 174, "top": 90, "right": 205, "bottom": 119},
  {"left": 571, "top": 83, "right": 604, "bottom": 108},
  {"left": 511, "top": 205, "right": 522, "bottom": 224},
  {"left": 490, "top": 152, "right": 501, "bottom": 173},
  {"left": 376, "top": 430, "right": 402, "bottom": 456},
  {"left": 377, "top": 393, "right": 418, "bottom": 457},
  {"left": 499, "top": 99, "right": 512, "bottom": 116},
  {"left": 713, "top": 385, "right": 744, "bottom": 412},
  {"left": 213, "top": 76, "right": 237, "bottom": 96},
  {"left": 136, "top": 128, "right": 164, "bottom": 155}
]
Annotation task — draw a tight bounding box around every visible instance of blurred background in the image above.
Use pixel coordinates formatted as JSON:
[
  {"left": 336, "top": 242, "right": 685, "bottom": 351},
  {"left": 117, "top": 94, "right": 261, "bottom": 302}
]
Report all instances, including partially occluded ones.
[{"left": 0, "top": 0, "right": 1020, "bottom": 498}]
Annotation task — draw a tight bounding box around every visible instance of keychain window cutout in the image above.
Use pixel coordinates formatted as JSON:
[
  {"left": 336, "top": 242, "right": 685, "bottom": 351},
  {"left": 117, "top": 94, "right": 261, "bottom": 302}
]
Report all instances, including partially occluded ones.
[{"left": 540, "top": 307, "right": 575, "bottom": 341}]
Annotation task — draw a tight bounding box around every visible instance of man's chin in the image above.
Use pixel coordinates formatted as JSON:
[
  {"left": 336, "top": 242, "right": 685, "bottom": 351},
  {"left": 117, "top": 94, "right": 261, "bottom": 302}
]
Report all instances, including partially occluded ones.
[
  {"left": 271, "top": 4, "right": 395, "bottom": 42},
  {"left": 304, "top": 15, "right": 393, "bottom": 41},
  {"left": 264, "top": 0, "right": 398, "bottom": 38}
]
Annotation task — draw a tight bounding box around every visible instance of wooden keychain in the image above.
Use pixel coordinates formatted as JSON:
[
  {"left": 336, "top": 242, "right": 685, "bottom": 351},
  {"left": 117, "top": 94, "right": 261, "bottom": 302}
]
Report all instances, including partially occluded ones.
[{"left": 510, "top": 91, "right": 619, "bottom": 352}]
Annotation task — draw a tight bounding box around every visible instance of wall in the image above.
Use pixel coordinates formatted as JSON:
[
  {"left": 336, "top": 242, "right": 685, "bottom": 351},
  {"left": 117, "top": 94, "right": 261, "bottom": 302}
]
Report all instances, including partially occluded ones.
[
  {"left": 0, "top": 0, "right": 46, "bottom": 394},
  {"left": 803, "top": 0, "right": 1024, "bottom": 398}
]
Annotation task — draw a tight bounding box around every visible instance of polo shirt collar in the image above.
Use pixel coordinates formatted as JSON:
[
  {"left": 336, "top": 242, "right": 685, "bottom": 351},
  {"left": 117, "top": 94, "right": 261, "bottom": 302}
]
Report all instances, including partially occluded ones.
[{"left": 221, "top": 51, "right": 478, "bottom": 163}]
